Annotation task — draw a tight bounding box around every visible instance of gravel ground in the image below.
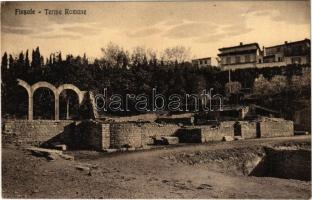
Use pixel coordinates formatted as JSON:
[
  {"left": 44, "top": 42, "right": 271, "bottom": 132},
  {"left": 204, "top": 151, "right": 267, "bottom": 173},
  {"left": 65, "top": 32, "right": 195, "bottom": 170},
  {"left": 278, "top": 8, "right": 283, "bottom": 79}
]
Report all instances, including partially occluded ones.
[{"left": 2, "top": 135, "right": 311, "bottom": 199}]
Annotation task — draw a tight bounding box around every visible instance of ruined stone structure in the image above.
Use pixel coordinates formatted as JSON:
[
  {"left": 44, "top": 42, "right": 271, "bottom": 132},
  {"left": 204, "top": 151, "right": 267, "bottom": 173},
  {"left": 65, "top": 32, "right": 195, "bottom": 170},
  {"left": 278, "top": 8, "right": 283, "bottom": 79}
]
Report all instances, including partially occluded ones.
[
  {"left": 17, "top": 79, "right": 87, "bottom": 120},
  {"left": 2, "top": 118, "right": 294, "bottom": 151},
  {"left": 2, "top": 120, "right": 75, "bottom": 146},
  {"left": 177, "top": 122, "right": 237, "bottom": 143},
  {"left": 2, "top": 80, "right": 295, "bottom": 151},
  {"left": 258, "top": 118, "right": 294, "bottom": 138}
]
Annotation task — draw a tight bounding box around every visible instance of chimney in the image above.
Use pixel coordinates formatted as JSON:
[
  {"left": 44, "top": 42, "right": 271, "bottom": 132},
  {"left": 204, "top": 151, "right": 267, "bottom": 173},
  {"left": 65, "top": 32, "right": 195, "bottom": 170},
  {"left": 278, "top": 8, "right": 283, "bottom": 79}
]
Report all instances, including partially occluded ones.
[
  {"left": 285, "top": 41, "right": 288, "bottom": 44},
  {"left": 240, "top": 42, "right": 243, "bottom": 46}
]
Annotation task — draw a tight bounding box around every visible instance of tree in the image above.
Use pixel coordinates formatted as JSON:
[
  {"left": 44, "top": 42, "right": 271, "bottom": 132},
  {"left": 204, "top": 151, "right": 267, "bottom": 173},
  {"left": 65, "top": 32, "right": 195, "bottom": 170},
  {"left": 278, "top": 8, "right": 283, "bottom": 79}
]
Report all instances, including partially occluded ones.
[
  {"left": 269, "top": 75, "right": 287, "bottom": 94},
  {"left": 100, "top": 42, "right": 129, "bottom": 68},
  {"left": 31, "top": 47, "right": 42, "bottom": 68},
  {"left": 253, "top": 74, "right": 271, "bottom": 95},
  {"left": 225, "top": 81, "right": 242, "bottom": 95},
  {"left": 254, "top": 74, "right": 288, "bottom": 95},
  {"left": 25, "top": 50, "right": 30, "bottom": 71},
  {"left": 131, "top": 46, "right": 147, "bottom": 67},
  {"left": 8, "top": 54, "right": 14, "bottom": 70},
  {"left": 1, "top": 52, "right": 8, "bottom": 69},
  {"left": 162, "top": 46, "right": 191, "bottom": 64}
]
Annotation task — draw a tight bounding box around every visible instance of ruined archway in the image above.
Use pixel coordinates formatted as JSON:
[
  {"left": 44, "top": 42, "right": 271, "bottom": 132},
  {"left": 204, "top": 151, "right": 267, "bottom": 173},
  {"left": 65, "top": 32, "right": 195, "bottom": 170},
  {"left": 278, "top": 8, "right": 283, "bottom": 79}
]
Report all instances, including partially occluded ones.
[
  {"left": 33, "top": 87, "right": 55, "bottom": 120},
  {"left": 17, "top": 79, "right": 86, "bottom": 120},
  {"left": 14, "top": 85, "right": 29, "bottom": 119},
  {"left": 59, "top": 89, "right": 80, "bottom": 120},
  {"left": 32, "top": 81, "right": 58, "bottom": 120},
  {"left": 57, "top": 84, "right": 85, "bottom": 105},
  {"left": 17, "top": 79, "right": 33, "bottom": 120}
]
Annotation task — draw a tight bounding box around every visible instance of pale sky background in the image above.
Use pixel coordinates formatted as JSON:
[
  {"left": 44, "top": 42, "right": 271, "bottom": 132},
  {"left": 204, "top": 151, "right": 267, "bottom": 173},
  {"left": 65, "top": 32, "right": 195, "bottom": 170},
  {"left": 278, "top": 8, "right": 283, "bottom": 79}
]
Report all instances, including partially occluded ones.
[{"left": 1, "top": 1, "right": 310, "bottom": 61}]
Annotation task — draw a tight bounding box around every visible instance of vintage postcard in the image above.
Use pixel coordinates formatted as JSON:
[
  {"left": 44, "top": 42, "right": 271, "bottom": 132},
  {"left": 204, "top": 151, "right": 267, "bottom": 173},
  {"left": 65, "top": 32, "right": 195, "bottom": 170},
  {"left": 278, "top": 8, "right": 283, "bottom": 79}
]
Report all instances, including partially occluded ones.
[{"left": 1, "top": 1, "right": 311, "bottom": 199}]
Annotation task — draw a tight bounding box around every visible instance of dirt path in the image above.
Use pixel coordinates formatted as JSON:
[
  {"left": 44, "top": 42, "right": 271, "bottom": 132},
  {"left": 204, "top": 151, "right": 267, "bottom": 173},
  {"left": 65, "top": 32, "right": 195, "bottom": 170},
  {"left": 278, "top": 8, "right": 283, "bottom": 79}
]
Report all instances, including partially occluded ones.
[{"left": 2, "top": 135, "right": 311, "bottom": 198}]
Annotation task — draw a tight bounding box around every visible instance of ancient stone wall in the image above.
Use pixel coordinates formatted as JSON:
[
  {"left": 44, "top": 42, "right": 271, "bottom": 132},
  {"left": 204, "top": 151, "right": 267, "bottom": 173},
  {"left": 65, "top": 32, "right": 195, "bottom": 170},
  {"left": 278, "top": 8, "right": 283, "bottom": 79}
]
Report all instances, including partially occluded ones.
[
  {"left": 155, "top": 117, "right": 193, "bottom": 125},
  {"left": 258, "top": 118, "right": 294, "bottom": 138},
  {"left": 294, "top": 107, "right": 311, "bottom": 132},
  {"left": 175, "top": 128, "right": 203, "bottom": 143},
  {"left": 2, "top": 120, "right": 75, "bottom": 146},
  {"left": 101, "top": 124, "right": 111, "bottom": 149},
  {"left": 109, "top": 123, "right": 180, "bottom": 148},
  {"left": 240, "top": 121, "right": 258, "bottom": 139},
  {"left": 110, "top": 123, "right": 142, "bottom": 148},
  {"left": 77, "top": 121, "right": 110, "bottom": 150},
  {"left": 139, "top": 123, "right": 180, "bottom": 145},
  {"left": 201, "top": 121, "right": 235, "bottom": 142},
  {"left": 2, "top": 118, "right": 295, "bottom": 150}
]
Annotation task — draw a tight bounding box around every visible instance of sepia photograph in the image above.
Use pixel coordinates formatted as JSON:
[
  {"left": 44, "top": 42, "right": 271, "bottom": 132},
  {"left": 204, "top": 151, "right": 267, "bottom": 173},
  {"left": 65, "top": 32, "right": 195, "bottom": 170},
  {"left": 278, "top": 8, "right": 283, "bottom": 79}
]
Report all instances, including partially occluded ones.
[{"left": 1, "top": 1, "right": 311, "bottom": 199}]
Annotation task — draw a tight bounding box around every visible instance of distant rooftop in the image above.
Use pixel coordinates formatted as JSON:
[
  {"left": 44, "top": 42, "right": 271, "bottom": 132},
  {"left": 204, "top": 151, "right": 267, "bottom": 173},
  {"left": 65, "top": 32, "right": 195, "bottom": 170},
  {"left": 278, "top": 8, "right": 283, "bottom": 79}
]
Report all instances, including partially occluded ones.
[
  {"left": 192, "top": 57, "right": 211, "bottom": 61},
  {"left": 265, "top": 38, "right": 311, "bottom": 49},
  {"left": 219, "top": 42, "right": 260, "bottom": 51}
]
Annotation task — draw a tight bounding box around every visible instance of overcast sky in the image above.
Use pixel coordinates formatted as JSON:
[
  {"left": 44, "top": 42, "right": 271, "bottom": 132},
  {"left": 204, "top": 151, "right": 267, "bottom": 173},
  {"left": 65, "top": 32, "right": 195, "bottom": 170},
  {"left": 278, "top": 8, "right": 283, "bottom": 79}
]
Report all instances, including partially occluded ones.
[{"left": 1, "top": 1, "right": 310, "bottom": 60}]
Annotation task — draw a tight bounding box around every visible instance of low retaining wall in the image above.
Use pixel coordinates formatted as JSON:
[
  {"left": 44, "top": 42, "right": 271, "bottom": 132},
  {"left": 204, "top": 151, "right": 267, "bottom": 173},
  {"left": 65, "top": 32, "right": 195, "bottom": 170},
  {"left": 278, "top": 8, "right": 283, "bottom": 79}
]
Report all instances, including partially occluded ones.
[
  {"left": 177, "top": 119, "right": 293, "bottom": 143},
  {"left": 2, "top": 120, "right": 75, "bottom": 146},
  {"left": 258, "top": 118, "right": 294, "bottom": 138},
  {"left": 110, "top": 123, "right": 142, "bottom": 148},
  {"left": 109, "top": 123, "right": 180, "bottom": 148},
  {"left": 176, "top": 121, "right": 235, "bottom": 143},
  {"left": 1, "top": 120, "right": 180, "bottom": 150},
  {"left": 77, "top": 121, "right": 110, "bottom": 150},
  {"left": 2, "top": 117, "right": 295, "bottom": 150},
  {"left": 201, "top": 121, "right": 235, "bottom": 142},
  {"left": 176, "top": 128, "right": 203, "bottom": 143},
  {"left": 240, "top": 121, "right": 258, "bottom": 139}
]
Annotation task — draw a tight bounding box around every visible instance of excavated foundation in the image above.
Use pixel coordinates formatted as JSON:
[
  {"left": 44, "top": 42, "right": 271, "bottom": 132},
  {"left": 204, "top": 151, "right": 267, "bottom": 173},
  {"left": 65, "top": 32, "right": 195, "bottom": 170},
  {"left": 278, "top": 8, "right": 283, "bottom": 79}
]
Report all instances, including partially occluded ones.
[{"left": 249, "top": 147, "right": 311, "bottom": 181}]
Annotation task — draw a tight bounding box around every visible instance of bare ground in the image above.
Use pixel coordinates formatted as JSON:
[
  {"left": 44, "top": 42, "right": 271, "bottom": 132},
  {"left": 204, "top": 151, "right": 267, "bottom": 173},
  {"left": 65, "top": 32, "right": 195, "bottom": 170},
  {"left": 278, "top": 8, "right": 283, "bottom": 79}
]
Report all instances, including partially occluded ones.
[{"left": 2, "top": 135, "right": 311, "bottom": 199}]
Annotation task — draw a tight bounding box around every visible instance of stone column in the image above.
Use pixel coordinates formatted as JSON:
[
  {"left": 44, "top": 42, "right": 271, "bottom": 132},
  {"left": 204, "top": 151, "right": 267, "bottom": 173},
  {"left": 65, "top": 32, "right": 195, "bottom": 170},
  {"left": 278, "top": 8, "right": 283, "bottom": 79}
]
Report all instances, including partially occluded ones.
[
  {"left": 55, "top": 95, "right": 59, "bottom": 120},
  {"left": 28, "top": 94, "right": 33, "bottom": 120}
]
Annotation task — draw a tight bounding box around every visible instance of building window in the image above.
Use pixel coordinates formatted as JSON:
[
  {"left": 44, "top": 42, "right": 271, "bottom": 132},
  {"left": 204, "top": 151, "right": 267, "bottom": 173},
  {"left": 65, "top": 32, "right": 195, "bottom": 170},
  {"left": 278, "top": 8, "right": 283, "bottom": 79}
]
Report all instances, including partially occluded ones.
[
  {"left": 245, "top": 55, "right": 250, "bottom": 63},
  {"left": 235, "top": 56, "right": 241, "bottom": 64},
  {"left": 277, "top": 47, "right": 281, "bottom": 52},
  {"left": 278, "top": 57, "right": 284, "bottom": 62},
  {"left": 226, "top": 57, "right": 231, "bottom": 65},
  {"left": 204, "top": 60, "right": 208, "bottom": 64},
  {"left": 292, "top": 57, "right": 301, "bottom": 64}
]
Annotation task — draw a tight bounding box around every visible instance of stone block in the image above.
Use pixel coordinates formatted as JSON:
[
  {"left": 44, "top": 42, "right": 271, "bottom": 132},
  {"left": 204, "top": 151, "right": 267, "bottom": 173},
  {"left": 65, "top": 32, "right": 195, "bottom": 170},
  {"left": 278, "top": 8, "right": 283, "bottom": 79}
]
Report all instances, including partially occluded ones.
[
  {"left": 127, "top": 147, "right": 136, "bottom": 151},
  {"left": 162, "top": 136, "right": 179, "bottom": 145},
  {"left": 222, "top": 136, "right": 234, "bottom": 141},
  {"left": 75, "top": 165, "right": 90, "bottom": 171},
  {"left": 26, "top": 147, "right": 73, "bottom": 161},
  {"left": 59, "top": 154, "right": 74, "bottom": 160},
  {"left": 105, "top": 149, "right": 118, "bottom": 153},
  {"left": 54, "top": 144, "right": 67, "bottom": 151},
  {"left": 234, "top": 136, "right": 244, "bottom": 140},
  {"left": 145, "top": 137, "right": 155, "bottom": 145}
]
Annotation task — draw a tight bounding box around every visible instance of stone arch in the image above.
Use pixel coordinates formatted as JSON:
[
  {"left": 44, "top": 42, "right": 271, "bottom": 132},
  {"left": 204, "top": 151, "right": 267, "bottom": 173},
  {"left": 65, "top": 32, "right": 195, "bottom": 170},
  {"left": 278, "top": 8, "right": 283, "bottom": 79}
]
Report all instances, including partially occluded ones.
[
  {"left": 17, "top": 79, "right": 33, "bottom": 120},
  {"left": 57, "top": 84, "right": 86, "bottom": 105},
  {"left": 16, "top": 79, "right": 31, "bottom": 119},
  {"left": 17, "top": 79, "right": 31, "bottom": 97},
  {"left": 15, "top": 79, "right": 86, "bottom": 121},
  {"left": 31, "top": 82, "right": 58, "bottom": 120},
  {"left": 31, "top": 81, "right": 57, "bottom": 95}
]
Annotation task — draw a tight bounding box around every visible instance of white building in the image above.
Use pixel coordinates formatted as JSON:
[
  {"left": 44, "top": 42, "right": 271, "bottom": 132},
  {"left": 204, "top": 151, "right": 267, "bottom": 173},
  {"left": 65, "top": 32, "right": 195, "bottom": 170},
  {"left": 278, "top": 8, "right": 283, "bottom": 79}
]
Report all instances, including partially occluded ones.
[{"left": 191, "top": 57, "right": 218, "bottom": 68}]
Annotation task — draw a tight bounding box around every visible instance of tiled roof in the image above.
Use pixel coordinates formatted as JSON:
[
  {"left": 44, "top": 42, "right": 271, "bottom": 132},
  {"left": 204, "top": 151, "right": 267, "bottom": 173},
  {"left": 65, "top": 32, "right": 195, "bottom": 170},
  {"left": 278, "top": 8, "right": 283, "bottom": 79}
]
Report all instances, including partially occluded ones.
[{"left": 219, "top": 43, "right": 260, "bottom": 51}]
